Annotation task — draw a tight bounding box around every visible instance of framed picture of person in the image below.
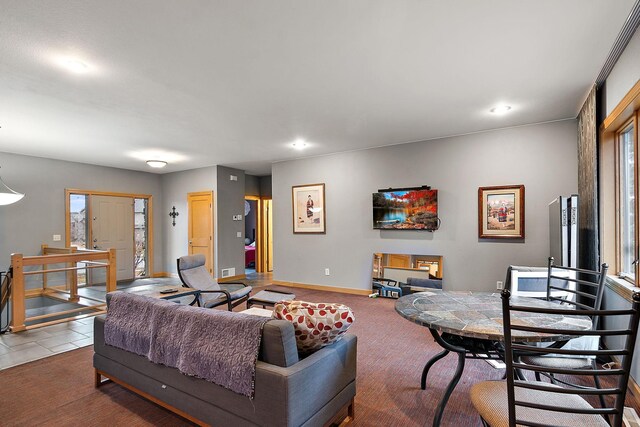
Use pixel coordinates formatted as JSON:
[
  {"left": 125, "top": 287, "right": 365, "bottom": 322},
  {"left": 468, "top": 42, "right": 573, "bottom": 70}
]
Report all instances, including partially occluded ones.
[
  {"left": 292, "top": 183, "right": 326, "bottom": 234},
  {"left": 478, "top": 185, "right": 525, "bottom": 239}
]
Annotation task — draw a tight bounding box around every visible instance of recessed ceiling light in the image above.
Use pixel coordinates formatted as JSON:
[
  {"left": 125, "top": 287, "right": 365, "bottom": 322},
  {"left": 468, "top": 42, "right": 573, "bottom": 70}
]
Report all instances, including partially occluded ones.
[
  {"left": 292, "top": 139, "right": 307, "bottom": 150},
  {"left": 146, "top": 160, "right": 167, "bottom": 168},
  {"left": 490, "top": 105, "right": 512, "bottom": 114},
  {"left": 63, "top": 59, "right": 89, "bottom": 74}
]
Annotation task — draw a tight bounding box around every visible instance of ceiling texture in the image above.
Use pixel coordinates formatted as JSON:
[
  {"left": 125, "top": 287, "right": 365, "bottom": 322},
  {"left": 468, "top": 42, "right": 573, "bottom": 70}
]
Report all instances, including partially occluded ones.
[{"left": 0, "top": 1, "right": 635, "bottom": 175}]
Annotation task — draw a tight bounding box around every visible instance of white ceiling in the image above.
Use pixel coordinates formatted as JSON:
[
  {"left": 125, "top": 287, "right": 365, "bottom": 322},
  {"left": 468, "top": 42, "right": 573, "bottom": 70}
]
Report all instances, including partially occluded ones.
[{"left": 0, "top": 1, "right": 635, "bottom": 175}]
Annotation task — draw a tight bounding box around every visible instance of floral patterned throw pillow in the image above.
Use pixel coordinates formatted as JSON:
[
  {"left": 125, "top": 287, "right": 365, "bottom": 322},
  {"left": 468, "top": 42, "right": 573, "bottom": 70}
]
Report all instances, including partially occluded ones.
[{"left": 273, "top": 300, "right": 355, "bottom": 354}]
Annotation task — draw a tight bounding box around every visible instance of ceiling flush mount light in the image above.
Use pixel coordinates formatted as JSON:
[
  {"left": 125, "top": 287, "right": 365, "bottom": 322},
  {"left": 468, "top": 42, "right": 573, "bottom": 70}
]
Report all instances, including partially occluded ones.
[
  {"left": 0, "top": 167, "right": 25, "bottom": 205},
  {"left": 146, "top": 160, "right": 167, "bottom": 168},
  {"left": 490, "top": 105, "right": 512, "bottom": 114},
  {"left": 292, "top": 139, "right": 307, "bottom": 150}
]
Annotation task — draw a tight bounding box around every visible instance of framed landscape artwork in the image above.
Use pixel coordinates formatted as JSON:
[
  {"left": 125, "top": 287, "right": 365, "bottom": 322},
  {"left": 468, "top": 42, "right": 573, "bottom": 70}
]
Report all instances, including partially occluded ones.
[
  {"left": 292, "top": 183, "right": 326, "bottom": 234},
  {"left": 478, "top": 185, "right": 525, "bottom": 239}
]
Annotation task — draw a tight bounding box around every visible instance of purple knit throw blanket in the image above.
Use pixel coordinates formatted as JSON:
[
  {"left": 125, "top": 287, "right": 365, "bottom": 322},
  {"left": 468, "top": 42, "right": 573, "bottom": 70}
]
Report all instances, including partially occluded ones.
[{"left": 104, "top": 291, "right": 269, "bottom": 397}]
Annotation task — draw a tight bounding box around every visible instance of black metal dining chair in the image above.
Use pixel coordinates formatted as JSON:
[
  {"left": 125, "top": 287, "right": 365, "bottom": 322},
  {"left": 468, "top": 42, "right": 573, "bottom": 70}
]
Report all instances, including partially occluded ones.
[
  {"left": 512, "top": 259, "right": 608, "bottom": 392},
  {"left": 470, "top": 288, "right": 640, "bottom": 427}
]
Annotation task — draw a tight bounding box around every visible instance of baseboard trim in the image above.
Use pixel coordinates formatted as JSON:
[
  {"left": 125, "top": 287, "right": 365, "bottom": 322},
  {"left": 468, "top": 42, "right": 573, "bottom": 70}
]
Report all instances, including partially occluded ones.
[
  {"left": 271, "top": 280, "right": 370, "bottom": 296},
  {"left": 219, "top": 274, "right": 246, "bottom": 282},
  {"left": 610, "top": 354, "right": 640, "bottom": 410},
  {"left": 152, "top": 272, "right": 176, "bottom": 278},
  {"left": 627, "top": 373, "right": 640, "bottom": 409}
]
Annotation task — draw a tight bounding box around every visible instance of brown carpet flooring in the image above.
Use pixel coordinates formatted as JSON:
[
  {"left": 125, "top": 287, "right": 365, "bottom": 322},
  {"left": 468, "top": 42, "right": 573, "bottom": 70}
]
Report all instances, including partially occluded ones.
[{"left": 2, "top": 286, "right": 639, "bottom": 426}]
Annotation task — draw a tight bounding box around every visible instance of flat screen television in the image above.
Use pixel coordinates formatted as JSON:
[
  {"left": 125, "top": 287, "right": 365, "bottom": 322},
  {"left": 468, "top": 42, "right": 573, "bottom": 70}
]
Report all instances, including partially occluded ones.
[{"left": 372, "top": 189, "right": 438, "bottom": 230}]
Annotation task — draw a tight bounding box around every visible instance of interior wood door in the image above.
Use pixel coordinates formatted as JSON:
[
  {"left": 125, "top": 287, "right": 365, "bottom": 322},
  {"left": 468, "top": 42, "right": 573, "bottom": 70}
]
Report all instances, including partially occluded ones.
[
  {"left": 91, "top": 195, "right": 134, "bottom": 282},
  {"left": 388, "top": 254, "right": 410, "bottom": 268},
  {"left": 188, "top": 191, "right": 214, "bottom": 275}
]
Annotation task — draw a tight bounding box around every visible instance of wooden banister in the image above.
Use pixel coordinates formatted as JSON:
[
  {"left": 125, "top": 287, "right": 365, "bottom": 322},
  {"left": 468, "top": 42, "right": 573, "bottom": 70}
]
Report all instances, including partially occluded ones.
[{"left": 9, "top": 248, "right": 116, "bottom": 332}]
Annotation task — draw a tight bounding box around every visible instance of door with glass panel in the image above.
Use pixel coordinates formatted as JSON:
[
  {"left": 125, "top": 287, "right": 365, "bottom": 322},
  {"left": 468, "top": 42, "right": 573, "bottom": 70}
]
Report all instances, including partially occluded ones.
[{"left": 67, "top": 191, "right": 150, "bottom": 285}]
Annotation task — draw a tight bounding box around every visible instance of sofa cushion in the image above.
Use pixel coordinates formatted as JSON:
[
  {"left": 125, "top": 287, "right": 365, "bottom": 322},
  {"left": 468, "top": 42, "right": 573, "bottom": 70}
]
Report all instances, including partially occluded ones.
[{"left": 273, "top": 301, "right": 354, "bottom": 354}]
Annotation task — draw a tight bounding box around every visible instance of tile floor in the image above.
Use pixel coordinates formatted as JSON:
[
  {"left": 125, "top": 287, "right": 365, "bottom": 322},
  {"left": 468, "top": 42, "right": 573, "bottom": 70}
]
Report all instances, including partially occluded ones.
[{"left": 0, "top": 316, "right": 95, "bottom": 370}]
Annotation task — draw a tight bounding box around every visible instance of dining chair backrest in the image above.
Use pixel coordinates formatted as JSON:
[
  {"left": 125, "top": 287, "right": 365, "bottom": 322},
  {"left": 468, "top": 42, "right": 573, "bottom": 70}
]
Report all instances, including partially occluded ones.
[
  {"left": 501, "top": 289, "right": 640, "bottom": 427},
  {"left": 546, "top": 257, "right": 608, "bottom": 330},
  {"left": 506, "top": 265, "right": 574, "bottom": 299},
  {"left": 505, "top": 259, "right": 608, "bottom": 325}
]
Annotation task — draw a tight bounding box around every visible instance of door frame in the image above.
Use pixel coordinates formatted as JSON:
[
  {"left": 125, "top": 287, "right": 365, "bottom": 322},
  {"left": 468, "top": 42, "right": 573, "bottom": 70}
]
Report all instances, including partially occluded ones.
[
  {"left": 245, "top": 196, "right": 272, "bottom": 273},
  {"left": 65, "top": 189, "right": 154, "bottom": 277}
]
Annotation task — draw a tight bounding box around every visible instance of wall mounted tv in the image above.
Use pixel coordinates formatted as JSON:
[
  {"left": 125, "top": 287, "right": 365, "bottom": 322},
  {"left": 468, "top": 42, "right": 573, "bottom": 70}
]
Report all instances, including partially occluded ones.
[{"left": 372, "top": 188, "right": 439, "bottom": 230}]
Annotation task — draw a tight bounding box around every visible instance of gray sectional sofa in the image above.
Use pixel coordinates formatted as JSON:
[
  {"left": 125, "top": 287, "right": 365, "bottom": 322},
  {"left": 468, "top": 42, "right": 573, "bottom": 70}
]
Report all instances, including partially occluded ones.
[{"left": 93, "top": 307, "right": 357, "bottom": 426}]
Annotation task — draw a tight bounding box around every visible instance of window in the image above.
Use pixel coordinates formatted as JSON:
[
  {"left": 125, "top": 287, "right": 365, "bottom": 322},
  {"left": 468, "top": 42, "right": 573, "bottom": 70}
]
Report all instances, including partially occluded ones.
[
  {"left": 134, "top": 198, "right": 148, "bottom": 277},
  {"left": 602, "top": 80, "right": 640, "bottom": 287},
  {"left": 619, "top": 124, "right": 636, "bottom": 280},
  {"left": 69, "top": 194, "right": 88, "bottom": 249},
  {"left": 69, "top": 193, "right": 89, "bottom": 285}
]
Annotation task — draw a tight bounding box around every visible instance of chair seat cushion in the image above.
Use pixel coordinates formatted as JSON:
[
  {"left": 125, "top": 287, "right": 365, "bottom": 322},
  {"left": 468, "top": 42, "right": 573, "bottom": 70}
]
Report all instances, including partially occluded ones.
[
  {"left": 470, "top": 380, "right": 608, "bottom": 427},
  {"left": 521, "top": 355, "right": 592, "bottom": 369},
  {"left": 202, "top": 285, "right": 252, "bottom": 308},
  {"left": 273, "top": 301, "right": 354, "bottom": 354}
]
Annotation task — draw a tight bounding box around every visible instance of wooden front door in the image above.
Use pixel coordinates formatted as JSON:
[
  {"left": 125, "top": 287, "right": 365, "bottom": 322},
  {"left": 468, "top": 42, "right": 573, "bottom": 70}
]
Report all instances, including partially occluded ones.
[
  {"left": 188, "top": 191, "right": 214, "bottom": 275},
  {"left": 91, "top": 195, "right": 135, "bottom": 281}
]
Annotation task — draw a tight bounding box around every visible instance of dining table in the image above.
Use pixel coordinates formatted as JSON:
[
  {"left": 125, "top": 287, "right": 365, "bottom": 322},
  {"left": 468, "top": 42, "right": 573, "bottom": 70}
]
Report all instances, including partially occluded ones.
[{"left": 395, "top": 290, "right": 592, "bottom": 427}]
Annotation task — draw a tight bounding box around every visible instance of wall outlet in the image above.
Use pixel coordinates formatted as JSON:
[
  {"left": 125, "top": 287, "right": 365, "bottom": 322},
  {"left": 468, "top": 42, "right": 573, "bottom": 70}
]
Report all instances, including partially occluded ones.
[
  {"left": 496, "top": 281, "right": 504, "bottom": 290},
  {"left": 237, "top": 231, "right": 242, "bottom": 238},
  {"left": 53, "top": 234, "right": 61, "bottom": 241},
  {"left": 325, "top": 268, "right": 330, "bottom": 276}
]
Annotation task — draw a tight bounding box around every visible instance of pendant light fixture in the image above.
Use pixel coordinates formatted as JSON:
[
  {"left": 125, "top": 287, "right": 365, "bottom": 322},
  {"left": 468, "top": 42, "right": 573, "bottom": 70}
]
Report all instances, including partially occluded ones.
[{"left": 0, "top": 167, "right": 25, "bottom": 205}]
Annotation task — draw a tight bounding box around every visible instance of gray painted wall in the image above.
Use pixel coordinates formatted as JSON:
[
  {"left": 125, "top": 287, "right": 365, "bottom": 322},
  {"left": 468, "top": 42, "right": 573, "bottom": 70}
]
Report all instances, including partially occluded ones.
[
  {"left": 216, "top": 166, "right": 246, "bottom": 278},
  {"left": 245, "top": 175, "right": 260, "bottom": 197},
  {"left": 601, "top": 28, "right": 640, "bottom": 381},
  {"left": 160, "top": 166, "right": 216, "bottom": 275},
  {"left": 0, "top": 152, "right": 163, "bottom": 273},
  {"left": 246, "top": 174, "right": 272, "bottom": 198},
  {"left": 605, "top": 29, "right": 640, "bottom": 116},
  {"left": 260, "top": 176, "right": 272, "bottom": 198},
  {"left": 273, "top": 120, "right": 578, "bottom": 291}
]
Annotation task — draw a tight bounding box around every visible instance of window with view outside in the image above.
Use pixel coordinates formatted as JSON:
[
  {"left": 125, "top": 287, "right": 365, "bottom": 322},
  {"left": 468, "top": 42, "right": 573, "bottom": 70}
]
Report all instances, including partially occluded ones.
[
  {"left": 70, "top": 194, "right": 88, "bottom": 285},
  {"left": 620, "top": 125, "right": 636, "bottom": 280},
  {"left": 134, "top": 198, "right": 147, "bottom": 277}
]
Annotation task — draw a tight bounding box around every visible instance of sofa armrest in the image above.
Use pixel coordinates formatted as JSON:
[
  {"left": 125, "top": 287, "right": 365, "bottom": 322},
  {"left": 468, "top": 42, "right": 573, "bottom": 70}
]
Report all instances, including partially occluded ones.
[{"left": 254, "top": 334, "right": 357, "bottom": 426}]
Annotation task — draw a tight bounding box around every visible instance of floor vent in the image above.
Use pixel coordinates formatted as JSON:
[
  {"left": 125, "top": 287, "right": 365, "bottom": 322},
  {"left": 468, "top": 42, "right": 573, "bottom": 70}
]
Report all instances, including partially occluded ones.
[{"left": 221, "top": 268, "right": 235, "bottom": 278}]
